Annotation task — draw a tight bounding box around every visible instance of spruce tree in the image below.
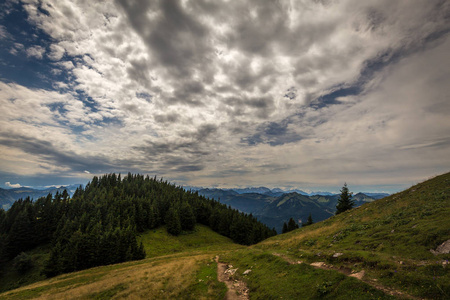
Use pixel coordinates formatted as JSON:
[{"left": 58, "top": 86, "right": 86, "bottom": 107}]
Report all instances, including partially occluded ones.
[
  {"left": 282, "top": 222, "right": 288, "bottom": 234},
  {"left": 302, "top": 213, "right": 313, "bottom": 227},
  {"left": 335, "top": 183, "right": 354, "bottom": 215},
  {"left": 179, "top": 203, "right": 196, "bottom": 231},
  {"left": 165, "top": 207, "right": 182, "bottom": 236},
  {"left": 287, "top": 217, "right": 299, "bottom": 231}
]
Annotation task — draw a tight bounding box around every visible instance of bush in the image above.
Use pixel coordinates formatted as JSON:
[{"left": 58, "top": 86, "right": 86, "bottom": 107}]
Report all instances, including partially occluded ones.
[{"left": 14, "top": 252, "right": 33, "bottom": 274}]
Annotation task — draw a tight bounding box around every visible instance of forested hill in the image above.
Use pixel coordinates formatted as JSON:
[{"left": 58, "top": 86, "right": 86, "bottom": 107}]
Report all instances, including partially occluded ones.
[{"left": 0, "top": 173, "right": 275, "bottom": 278}]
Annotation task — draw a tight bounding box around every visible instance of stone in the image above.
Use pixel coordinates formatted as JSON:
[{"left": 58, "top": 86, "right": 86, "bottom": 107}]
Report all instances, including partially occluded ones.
[
  {"left": 350, "top": 270, "right": 365, "bottom": 280},
  {"left": 333, "top": 252, "right": 343, "bottom": 258},
  {"left": 243, "top": 269, "right": 252, "bottom": 275},
  {"left": 430, "top": 239, "right": 450, "bottom": 255},
  {"left": 311, "top": 262, "right": 326, "bottom": 268}
]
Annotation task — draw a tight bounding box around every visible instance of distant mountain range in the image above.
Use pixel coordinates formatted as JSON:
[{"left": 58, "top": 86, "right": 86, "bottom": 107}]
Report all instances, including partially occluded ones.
[
  {"left": 0, "top": 183, "right": 389, "bottom": 232},
  {"left": 0, "top": 184, "right": 81, "bottom": 210},
  {"left": 197, "top": 188, "right": 389, "bottom": 233}
]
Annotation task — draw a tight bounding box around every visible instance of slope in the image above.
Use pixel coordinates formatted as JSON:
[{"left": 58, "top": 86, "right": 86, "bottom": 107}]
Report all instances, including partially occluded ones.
[
  {"left": 250, "top": 172, "right": 450, "bottom": 299},
  {"left": 0, "top": 225, "right": 240, "bottom": 299}
]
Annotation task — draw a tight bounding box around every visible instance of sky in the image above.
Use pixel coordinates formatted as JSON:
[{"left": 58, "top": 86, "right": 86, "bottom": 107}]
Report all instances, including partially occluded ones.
[{"left": 0, "top": 0, "right": 449, "bottom": 193}]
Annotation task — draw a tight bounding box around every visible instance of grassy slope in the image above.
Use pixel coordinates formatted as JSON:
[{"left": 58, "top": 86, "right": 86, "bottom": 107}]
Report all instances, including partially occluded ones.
[
  {"left": 0, "top": 225, "right": 237, "bottom": 299},
  {"left": 1, "top": 173, "right": 448, "bottom": 299},
  {"left": 252, "top": 172, "right": 450, "bottom": 299}
]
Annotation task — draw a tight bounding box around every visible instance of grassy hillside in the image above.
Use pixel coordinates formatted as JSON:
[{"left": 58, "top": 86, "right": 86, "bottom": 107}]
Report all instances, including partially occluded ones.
[
  {"left": 1, "top": 173, "right": 448, "bottom": 299},
  {"left": 254, "top": 172, "right": 450, "bottom": 299},
  {"left": 0, "top": 225, "right": 237, "bottom": 299}
]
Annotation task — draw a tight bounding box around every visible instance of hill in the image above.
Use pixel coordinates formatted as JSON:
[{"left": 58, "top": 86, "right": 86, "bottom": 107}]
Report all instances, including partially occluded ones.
[
  {"left": 0, "top": 225, "right": 239, "bottom": 299},
  {"left": 0, "top": 172, "right": 448, "bottom": 299},
  {"left": 249, "top": 172, "right": 450, "bottom": 299},
  {"left": 0, "top": 174, "right": 274, "bottom": 287}
]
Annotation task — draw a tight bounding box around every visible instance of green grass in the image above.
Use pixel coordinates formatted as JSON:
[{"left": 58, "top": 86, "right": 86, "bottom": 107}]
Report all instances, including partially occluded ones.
[
  {"left": 87, "top": 283, "right": 128, "bottom": 299},
  {"left": 1, "top": 173, "right": 449, "bottom": 299},
  {"left": 221, "top": 249, "right": 395, "bottom": 299},
  {"left": 139, "top": 224, "right": 242, "bottom": 257},
  {"left": 184, "top": 259, "right": 227, "bottom": 299},
  {"left": 255, "top": 172, "right": 450, "bottom": 299}
]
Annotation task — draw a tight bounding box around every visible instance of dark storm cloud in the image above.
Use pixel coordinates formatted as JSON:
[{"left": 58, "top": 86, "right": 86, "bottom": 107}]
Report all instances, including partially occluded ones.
[
  {"left": 0, "top": 133, "right": 113, "bottom": 173},
  {"left": 134, "top": 123, "right": 218, "bottom": 172},
  {"left": 242, "top": 120, "right": 302, "bottom": 146},
  {"left": 154, "top": 112, "right": 180, "bottom": 124},
  {"left": 175, "top": 165, "right": 204, "bottom": 172},
  {"left": 116, "top": 0, "right": 212, "bottom": 77},
  {"left": 223, "top": 95, "right": 274, "bottom": 119},
  {"left": 181, "top": 123, "right": 218, "bottom": 142}
]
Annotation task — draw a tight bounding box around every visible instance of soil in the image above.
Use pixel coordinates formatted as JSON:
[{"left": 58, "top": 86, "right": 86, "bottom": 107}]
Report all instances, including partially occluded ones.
[{"left": 216, "top": 256, "right": 249, "bottom": 300}]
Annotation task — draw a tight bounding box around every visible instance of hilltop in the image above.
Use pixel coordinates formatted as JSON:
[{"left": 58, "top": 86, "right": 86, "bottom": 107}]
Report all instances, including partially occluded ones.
[{"left": 0, "top": 172, "right": 449, "bottom": 299}]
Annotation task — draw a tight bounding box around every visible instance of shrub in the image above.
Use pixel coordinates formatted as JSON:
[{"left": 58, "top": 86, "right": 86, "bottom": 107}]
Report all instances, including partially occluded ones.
[{"left": 14, "top": 252, "right": 33, "bottom": 274}]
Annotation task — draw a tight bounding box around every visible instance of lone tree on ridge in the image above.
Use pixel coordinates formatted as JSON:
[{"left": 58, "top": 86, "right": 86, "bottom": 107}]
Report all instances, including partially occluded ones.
[{"left": 335, "top": 183, "right": 354, "bottom": 215}]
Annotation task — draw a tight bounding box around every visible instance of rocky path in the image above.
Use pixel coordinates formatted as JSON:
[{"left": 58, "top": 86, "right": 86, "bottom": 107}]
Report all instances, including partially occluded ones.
[
  {"left": 216, "top": 256, "right": 249, "bottom": 300},
  {"left": 272, "top": 252, "right": 423, "bottom": 300}
]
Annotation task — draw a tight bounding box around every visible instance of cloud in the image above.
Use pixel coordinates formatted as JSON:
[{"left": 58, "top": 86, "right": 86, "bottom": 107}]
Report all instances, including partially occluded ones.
[
  {"left": 47, "top": 44, "right": 65, "bottom": 61},
  {"left": 0, "top": 25, "right": 9, "bottom": 39},
  {"left": 0, "top": 0, "right": 449, "bottom": 191},
  {"left": 26, "top": 45, "right": 45, "bottom": 59},
  {"left": 5, "top": 182, "right": 21, "bottom": 188}
]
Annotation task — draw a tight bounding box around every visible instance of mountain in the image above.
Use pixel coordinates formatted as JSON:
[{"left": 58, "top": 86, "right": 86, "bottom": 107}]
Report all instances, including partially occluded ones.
[
  {"left": 253, "top": 192, "right": 334, "bottom": 232},
  {"left": 0, "top": 186, "right": 80, "bottom": 210},
  {"left": 1, "top": 172, "right": 447, "bottom": 299},
  {"left": 197, "top": 188, "right": 275, "bottom": 213},
  {"left": 363, "top": 192, "right": 390, "bottom": 199},
  {"left": 231, "top": 187, "right": 272, "bottom": 194},
  {"left": 198, "top": 188, "right": 384, "bottom": 233}
]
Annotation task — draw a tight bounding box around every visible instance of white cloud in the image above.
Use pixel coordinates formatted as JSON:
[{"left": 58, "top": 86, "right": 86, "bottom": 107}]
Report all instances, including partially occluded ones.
[
  {"left": 0, "top": 25, "right": 9, "bottom": 39},
  {"left": 47, "top": 43, "right": 65, "bottom": 60},
  {"left": 5, "top": 182, "right": 21, "bottom": 188},
  {"left": 26, "top": 45, "right": 45, "bottom": 59},
  {"left": 0, "top": 0, "right": 449, "bottom": 190}
]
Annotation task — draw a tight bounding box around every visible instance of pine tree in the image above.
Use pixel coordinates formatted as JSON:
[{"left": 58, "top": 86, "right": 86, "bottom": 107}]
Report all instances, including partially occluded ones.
[
  {"left": 287, "top": 217, "right": 299, "bottom": 232},
  {"left": 179, "top": 203, "right": 196, "bottom": 231},
  {"left": 282, "top": 222, "right": 288, "bottom": 234},
  {"left": 336, "top": 183, "right": 354, "bottom": 215},
  {"left": 165, "top": 207, "right": 182, "bottom": 236},
  {"left": 302, "top": 213, "right": 313, "bottom": 227}
]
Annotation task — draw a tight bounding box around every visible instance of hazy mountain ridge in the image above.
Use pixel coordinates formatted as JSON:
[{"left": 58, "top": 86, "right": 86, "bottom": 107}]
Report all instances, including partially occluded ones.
[
  {"left": 0, "top": 185, "right": 81, "bottom": 210},
  {"left": 198, "top": 188, "right": 384, "bottom": 232}
]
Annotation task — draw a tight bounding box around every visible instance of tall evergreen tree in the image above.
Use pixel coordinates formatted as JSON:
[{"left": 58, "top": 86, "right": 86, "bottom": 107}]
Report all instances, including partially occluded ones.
[
  {"left": 179, "top": 203, "right": 196, "bottom": 231},
  {"left": 287, "top": 217, "right": 299, "bottom": 232},
  {"left": 165, "top": 207, "right": 182, "bottom": 236},
  {"left": 302, "top": 213, "right": 313, "bottom": 227},
  {"left": 336, "top": 183, "right": 354, "bottom": 215}
]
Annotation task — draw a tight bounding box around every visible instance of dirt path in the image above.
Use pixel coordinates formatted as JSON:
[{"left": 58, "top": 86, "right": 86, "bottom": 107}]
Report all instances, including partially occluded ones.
[
  {"left": 272, "top": 253, "right": 423, "bottom": 300},
  {"left": 215, "top": 256, "right": 249, "bottom": 300}
]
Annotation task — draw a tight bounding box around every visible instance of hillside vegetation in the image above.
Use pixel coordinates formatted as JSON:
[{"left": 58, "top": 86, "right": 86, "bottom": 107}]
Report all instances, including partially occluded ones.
[
  {"left": 0, "top": 174, "right": 274, "bottom": 289},
  {"left": 250, "top": 172, "right": 450, "bottom": 299},
  {"left": 0, "top": 226, "right": 236, "bottom": 299},
  {"left": 0, "top": 172, "right": 448, "bottom": 299}
]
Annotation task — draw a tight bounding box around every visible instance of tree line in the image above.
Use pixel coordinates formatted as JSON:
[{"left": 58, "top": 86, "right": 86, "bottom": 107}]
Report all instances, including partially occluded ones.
[{"left": 0, "top": 173, "right": 276, "bottom": 277}]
